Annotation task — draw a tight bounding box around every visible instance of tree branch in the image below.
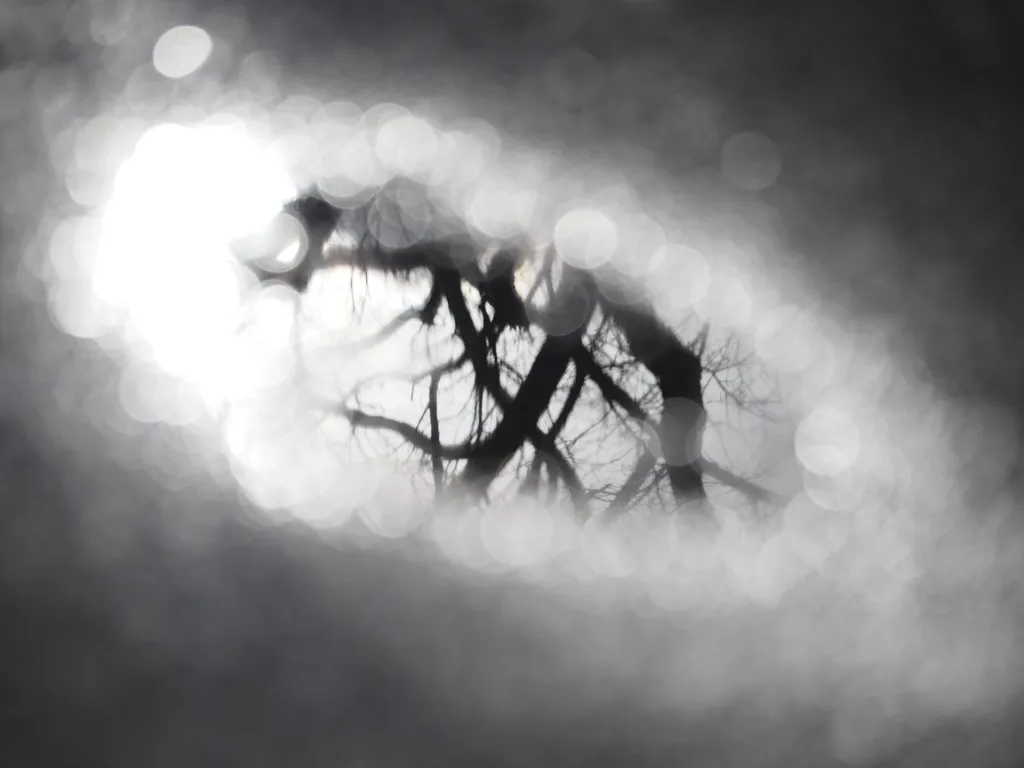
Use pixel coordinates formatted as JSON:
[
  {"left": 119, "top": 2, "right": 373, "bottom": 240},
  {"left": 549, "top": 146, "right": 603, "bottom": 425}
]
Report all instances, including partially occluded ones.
[
  {"left": 697, "top": 457, "right": 785, "bottom": 506},
  {"left": 441, "top": 271, "right": 591, "bottom": 511},
  {"left": 259, "top": 191, "right": 774, "bottom": 513},
  {"left": 338, "top": 306, "right": 421, "bottom": 355},
  {"left": 611, "top": 449, "right": 659, "bottom": 511},
  {"left": 549, "top": 362, "right": 586, "bottom": 439},
  {"left": 574, "top": 347, "right": 647, "bottom": 422},
  {"left": 339, "top": 405, "right": 471, "bottom": 460},
  {"left": 428, "top": 370, "right": 444, "bottom": 492},
  {"left": 576, "top": 343, "right": 779, "bottom": 508}
]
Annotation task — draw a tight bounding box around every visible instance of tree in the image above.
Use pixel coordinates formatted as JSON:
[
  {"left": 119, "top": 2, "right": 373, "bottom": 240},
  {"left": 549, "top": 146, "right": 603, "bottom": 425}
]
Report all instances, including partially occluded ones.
[{"left": 231, "top": 173, "right": 783, "bottom": 523}]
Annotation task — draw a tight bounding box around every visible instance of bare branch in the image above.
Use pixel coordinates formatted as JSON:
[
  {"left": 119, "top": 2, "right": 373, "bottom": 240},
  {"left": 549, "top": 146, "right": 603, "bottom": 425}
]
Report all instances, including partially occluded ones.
[
  {"left": 611, "top": 449, "right": 659, "bottom": 511},
  {"left": 428, "top": 370, "right": 444, "bottom": 492},
  {"left": 338, "top": 353, "right": 470, "bottom": 404},
  {"left": 517, "top": 450, "right": 544, "bottom": 497},
  {"left": 337, "top": 306, "right": 421, "bottom": 355},
  {"left": 693, "top": 321, "right": 711, "bottom": 359},
  {"left": 574, "top": 347, "right": 647, "bottom": 423},
  {"left": 523, "top": 244, "right": 555, "bottom": 307},
  {"left": 549, "top": 363, "right": 586, "bottom": 439},
  {"left": 697, "top": 457, "right": 786, "bottom": 506},
  {"left": 255, "top": 186, "right": 780, "bottom": 518},
  {"left": 339, "top": 405, "right": 471, "bottom": 460},
  {"left": 442, "top": 270, "right": 591, "bottom": 511}
]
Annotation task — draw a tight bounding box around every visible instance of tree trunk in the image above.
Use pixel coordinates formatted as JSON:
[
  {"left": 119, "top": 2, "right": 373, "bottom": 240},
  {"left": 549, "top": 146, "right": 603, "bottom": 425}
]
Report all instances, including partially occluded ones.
[{"left": 599, "top": 295, "right": 707, "bottom": 506}]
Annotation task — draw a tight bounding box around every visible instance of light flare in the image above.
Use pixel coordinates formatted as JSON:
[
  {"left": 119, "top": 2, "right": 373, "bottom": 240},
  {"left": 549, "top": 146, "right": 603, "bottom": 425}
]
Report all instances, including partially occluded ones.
[{"left": 94, "top": 119, "right": 297, "bottom": 396}]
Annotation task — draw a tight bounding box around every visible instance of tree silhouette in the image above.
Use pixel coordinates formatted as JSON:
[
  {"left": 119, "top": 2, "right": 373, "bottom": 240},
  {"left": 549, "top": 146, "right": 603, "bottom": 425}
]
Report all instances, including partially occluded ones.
[{"left": 232, "top": 175, "right": 783, "bottom": 520}]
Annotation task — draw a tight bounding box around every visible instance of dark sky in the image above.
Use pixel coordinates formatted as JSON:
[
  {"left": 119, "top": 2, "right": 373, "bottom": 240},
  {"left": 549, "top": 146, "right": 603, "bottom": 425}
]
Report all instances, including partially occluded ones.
[{"left": 3, "top": 1, "right": 1024, "bottom": 766}]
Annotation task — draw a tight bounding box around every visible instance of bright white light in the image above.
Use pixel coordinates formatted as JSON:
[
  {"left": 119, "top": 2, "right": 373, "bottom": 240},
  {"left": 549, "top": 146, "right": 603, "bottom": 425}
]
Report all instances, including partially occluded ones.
[
  {"left": 153, "top": 26, "right": 214, "bottom": 79},
  {"left": 95, "top": 119, "right": 296, "bottom": 392},
  {"left": 228, "top": 418, "right": 343, "bottom": 515}
]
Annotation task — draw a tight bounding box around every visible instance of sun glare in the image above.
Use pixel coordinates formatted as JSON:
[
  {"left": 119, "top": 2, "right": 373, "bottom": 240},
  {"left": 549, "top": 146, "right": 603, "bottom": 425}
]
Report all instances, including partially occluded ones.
[{"left": 95, "top": 119, "right": 297, "bottom": 395}]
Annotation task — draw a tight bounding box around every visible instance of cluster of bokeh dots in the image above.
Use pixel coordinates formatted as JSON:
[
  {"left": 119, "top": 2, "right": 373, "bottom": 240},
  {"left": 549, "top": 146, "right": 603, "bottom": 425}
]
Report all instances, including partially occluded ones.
[
  {"left": 28, "top": 8, "right": 1016, "bottom": 630},
  {"left": 33, "top": 19, "right": 1006, "bottom": 593}
]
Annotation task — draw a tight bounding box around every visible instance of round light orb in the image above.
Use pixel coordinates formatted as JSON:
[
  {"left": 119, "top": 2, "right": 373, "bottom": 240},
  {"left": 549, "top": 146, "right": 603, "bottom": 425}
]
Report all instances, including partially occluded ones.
[{"left": 153, "top": 25, "right": 214, "bottom": 79}]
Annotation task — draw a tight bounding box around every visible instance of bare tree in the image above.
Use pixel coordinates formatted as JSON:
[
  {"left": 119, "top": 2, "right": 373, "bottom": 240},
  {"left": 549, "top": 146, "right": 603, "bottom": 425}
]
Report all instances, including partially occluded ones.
[{"left": 232, "top": 175, "right": 783, "bottom": 519}]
